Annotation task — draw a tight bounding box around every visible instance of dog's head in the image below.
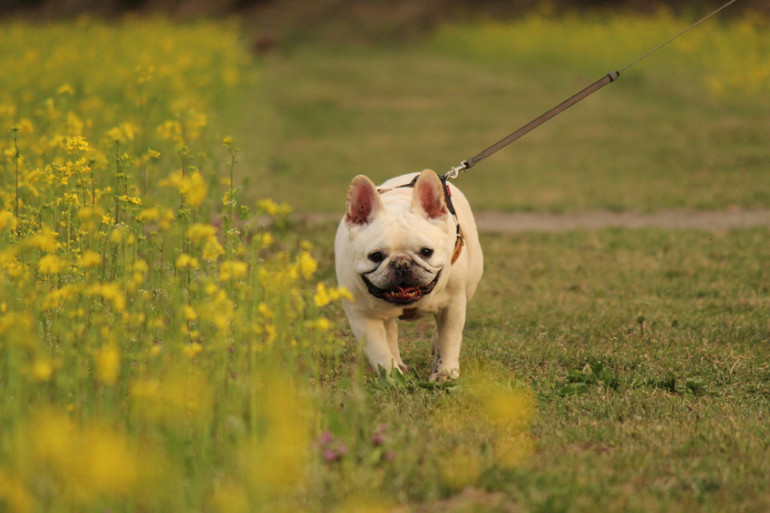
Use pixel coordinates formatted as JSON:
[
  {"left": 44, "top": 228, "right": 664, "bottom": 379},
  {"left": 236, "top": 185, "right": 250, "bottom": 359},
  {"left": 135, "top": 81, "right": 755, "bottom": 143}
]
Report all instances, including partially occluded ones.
[{"left": 342, "top": 170, "right": 454, "bottom": 306}]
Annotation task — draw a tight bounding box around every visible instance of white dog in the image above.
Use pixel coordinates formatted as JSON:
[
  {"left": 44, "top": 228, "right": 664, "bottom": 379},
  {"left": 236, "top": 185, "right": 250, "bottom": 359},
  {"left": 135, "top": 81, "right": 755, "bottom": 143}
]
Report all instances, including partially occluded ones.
[{"left": 335, "top": 169, "right": 483, "bottom": 382}]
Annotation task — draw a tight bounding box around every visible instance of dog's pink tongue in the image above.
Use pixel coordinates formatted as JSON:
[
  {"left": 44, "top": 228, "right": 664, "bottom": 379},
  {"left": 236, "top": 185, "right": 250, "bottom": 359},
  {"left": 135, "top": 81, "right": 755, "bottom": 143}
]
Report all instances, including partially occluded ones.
[{"left": 387, "top": 286, "right": 420, "bottom": 300}]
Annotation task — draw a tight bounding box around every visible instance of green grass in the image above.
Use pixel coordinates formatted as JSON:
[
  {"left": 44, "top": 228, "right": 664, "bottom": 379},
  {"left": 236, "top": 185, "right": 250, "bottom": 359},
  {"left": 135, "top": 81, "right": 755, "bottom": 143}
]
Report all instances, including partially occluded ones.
[
  {"left": 303, "top": 223, "right": 770, "bottom": 512},
  {"left": 244, "top": 13, "right": 770, "bottom": 213},
  {"left": 246, "top": 13, "right": 770, "bottom": 511}
]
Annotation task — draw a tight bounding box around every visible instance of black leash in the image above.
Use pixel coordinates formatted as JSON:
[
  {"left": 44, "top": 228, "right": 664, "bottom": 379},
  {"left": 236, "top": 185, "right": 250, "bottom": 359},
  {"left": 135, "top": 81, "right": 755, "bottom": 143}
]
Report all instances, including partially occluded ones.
[{"left": 443, "top": 0, "right": 740, "bottom": 181}]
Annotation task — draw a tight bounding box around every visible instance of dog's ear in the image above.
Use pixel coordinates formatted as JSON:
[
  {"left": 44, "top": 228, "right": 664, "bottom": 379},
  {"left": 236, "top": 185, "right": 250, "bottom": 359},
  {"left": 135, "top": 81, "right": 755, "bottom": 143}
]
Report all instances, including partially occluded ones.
[
  {"left": 411, "top": 170, "right": 447, "bottom": 220},
  {"left": 346, "top": 175, "right": 383, "bottom": 226}
]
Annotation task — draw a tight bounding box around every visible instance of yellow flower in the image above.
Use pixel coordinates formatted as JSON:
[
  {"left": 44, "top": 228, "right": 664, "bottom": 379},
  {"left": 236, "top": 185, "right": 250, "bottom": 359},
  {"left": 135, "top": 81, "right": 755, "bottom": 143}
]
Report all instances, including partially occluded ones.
[
  {"left": 257, "top": 302, "right": 273, "bottom": 319},
  {"left": 118, "top": 194, "right": 143, "bottom": 205},
  {"left": 31, "top": 358, "right": 55, "bottom": 382},
  {"left": 0, "top": 211, "right": 17, "bottom": 232},
  {"left": 133, "top": 259, "right": 149, "bottom": 273},
  {"left": 57, "top": 83, "right": 75, "bottom": 95},
  {"left": 183, "top": 342, "right": 203, "bottom": 358},
  {"left": 0, "top": 469, "right": 34, "bottom": 513},
  {"left": 38, "top": 254, "right": 66, "bottom": 274},
  {"left": 26, "top": 227, "right": 60, "bottom": 252},
  {"left": 77, "top": 250, "right": 102, "bottom": 268},
  {"left": 86, "top": 283, "right": 126, "bottom": 311},
  {"left": 176, "top": 253, "right": 200, "bottom": 270},
  {"left": 257, "top": 198, "right": 292, "bottom": 217},
  {"left": 313, "top": 282, "right": 332, "bottom": 307},
  {"left": 307, "top": 317, "right": 333, "bottom": 331},
  {"left": 313, "top": 283, "right": 353, "bottom": 307},
  {"left": 64, "top": 135, "right": 90, "bottom": 153},
  {"left": 105, "top": 122, "right": 138, "bottom": 143},
  {"left": 182, "top": 305, "right": 197, "bottom": 321},
  {"left": 157, "top": 119, "right": 183, "bottom": 143},
  {"left": 257, "top": 232, "right": 274, "bottom": 248},
  {"left": 95, "top": 343, "right": 121, "bottom": 385},
  {"left": 202, "top": 238, "right": 224, "bottom": 261},
  {"left": 161, "top": 169, "right": 207, "bottom": 208},
  {"left": 296, "top": 251, "right": 317, "bottom": 280},
  {"left": 42, "top": 284, "right": 80, "bottom": 310},
  {"left": 187, "top": 223, "right": 217, "bottom": 244},
  {"left": 219, "top": 260, "right": 248, "bottom": 281},
  {"left": 136, "top": 207, "right": 159, "bottom": 222}
]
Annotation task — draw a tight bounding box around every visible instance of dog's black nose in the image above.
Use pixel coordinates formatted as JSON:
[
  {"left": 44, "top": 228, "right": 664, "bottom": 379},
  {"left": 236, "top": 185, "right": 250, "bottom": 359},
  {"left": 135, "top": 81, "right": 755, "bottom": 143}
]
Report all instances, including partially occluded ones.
[{"left": 389, "top": 255, "right": 412, "bottom": 275}]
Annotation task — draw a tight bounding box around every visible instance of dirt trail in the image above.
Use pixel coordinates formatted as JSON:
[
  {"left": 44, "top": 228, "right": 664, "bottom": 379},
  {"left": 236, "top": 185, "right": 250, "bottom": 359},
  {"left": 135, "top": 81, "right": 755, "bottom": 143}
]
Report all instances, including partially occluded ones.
[
  {"left": 293, "top": 209, "right": 770, "bottom": 232},
  {"left": 472, "top": 209, "right": 770, "bottom": 232}
]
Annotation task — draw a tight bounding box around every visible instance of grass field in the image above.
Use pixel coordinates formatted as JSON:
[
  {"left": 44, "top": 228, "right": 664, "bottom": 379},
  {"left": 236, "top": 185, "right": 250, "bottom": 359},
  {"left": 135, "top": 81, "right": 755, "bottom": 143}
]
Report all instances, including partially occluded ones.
[
  {"left": 0, "top": 9, "right": 768, "bottom": 513},
  {"left": 246, "top": 10, "right": 770, "bottom": 213}
]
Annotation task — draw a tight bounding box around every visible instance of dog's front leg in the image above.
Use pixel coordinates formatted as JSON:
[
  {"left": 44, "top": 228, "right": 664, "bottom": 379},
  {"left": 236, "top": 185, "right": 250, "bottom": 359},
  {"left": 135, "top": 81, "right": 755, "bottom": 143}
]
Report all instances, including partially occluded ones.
[
  {"left": 384, "top": 318, "right": 407, "bottom": 372},
  {"left": 346, "top": 314, "right": 398, "bottom": 373},
  {"left": 430, "top": 301, "right": 466, "bottom": 382}
]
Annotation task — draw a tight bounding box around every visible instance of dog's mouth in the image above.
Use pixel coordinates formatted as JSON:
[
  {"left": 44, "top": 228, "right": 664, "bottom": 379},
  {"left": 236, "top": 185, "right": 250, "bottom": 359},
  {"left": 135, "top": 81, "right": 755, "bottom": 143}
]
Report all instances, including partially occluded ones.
[{"left": 361, "top": 272, "right": 441, "bottom": 305}]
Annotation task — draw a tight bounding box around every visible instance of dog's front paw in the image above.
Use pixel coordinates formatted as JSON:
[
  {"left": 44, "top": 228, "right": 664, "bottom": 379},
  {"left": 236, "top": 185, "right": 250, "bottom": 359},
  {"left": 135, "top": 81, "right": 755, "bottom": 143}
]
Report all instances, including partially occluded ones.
[
  {"left": 430, "top": 351, "right": 460, "bottom": 383},
  {"left": 429, "top": 366, "right": 459, "bottom": 383}
]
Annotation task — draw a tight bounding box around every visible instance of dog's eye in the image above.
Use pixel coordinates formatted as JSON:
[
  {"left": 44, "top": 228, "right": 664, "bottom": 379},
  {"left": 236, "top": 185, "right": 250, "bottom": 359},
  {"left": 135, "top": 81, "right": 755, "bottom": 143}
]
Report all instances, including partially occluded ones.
[
  {"left": 420, "top": 247, "right": 434, "bottom": 259},
  {"left": 368, "top": 251, "right": 386, "bottom": 263}
]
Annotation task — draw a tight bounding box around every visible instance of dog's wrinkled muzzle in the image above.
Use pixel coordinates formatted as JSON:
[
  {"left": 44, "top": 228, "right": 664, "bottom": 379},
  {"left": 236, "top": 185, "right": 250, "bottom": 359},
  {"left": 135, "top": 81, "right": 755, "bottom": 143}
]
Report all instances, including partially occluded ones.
[{"left": 361, "top": 271, "right": 441, "bottom": 306}]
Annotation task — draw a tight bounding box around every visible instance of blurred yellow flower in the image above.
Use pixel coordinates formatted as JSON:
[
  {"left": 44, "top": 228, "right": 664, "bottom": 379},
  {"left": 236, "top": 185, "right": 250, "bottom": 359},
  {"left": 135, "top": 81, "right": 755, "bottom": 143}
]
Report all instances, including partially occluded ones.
[
  {"left": 161, "top": 169, "right": 207, "bottom": 208},
  {"left": 202, "top": 238, "right": 224, "bottom": 261},
  {"left": 31, "top": 358, "right": 55, "bottom": 382},
  {"left": 187, "top": 223, "right": 217, "bottom": 243},
  {"left": 38, "top": 254, "right": 66, "bottom": 274},
  {"left": 85, "top": 282, "right": 126, "bottom": 311},
  {"left": 182, "top": 304, "right": 197, "bottom": 321},
  {"left": 56, "top": 83, "right": 75, "bottom": 95},
  {"left": 95, "top": 343, "right": 121, "bottom": 385},
  {"left": 176, "top": 253, "right": 200, "bottom": 270},
  {"left": 219, "top": 260, "right": 248, "bottom": 281},
  {"left": 77, "top": 250, "right": 102, "bottom": 268},
  {"left": 26, "top": 227, "right": 60, "bottom": 252},
  {"left": 64, "top": 135, "right": 90, "bottom": 153},
  {"left": 313, "top": 283, "right": 353, "bottom": 307},
  {"left": 297, "top": 251, "right": 317, "bottom": 280},
  {"left": 0, "top": 211, "right": 17, "bottom": 232},
  {"left": 257, "top": 198, "right": 292, "bottom": 217},
  {"left": 0, "top": 471, "right": 33, "bottom": 513}
]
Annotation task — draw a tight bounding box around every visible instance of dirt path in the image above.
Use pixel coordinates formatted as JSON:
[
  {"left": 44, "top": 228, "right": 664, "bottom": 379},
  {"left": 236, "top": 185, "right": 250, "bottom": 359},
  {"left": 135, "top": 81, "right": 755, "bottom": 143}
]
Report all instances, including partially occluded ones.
[
  {"left": 293, "top": 209, "right": 770, "bottom": 232},
  {"left": 472, "top": 209, "right": 770, "bottom": 232}
]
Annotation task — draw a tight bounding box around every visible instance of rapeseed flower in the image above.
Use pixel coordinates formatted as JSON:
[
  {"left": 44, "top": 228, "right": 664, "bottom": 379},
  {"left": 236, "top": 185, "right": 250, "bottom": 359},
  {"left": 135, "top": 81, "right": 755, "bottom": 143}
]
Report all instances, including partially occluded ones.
[
  {"left": 219, "top": 260, "right": 247, "bottom": 281},
  {"left": 0, "top": 17, "right": 349, "bottom": 513},
  {"left": 187, "top": 223, "right": 217, "bottom": 243},
  {"left": 0, "top": 211, "right": 16, "bottom": 232},
  {"left": 95, "top": 343, "right": 121, "bottom": 385},
  {"left": 30, "top": 358, "right": 54, "bottom": 382},
  {"left": 0, "top": 470, "right": 34, "bottom": 513},
  {"left": 176, "top": 253, "right": 200, "bottom": 270},
  {"left": 296, "top": 250, "right": 318, "bottom": 279},
  {"left": 37, "top": 254, "right": 66, "bottom": 274},
  {"left": 77, "top": 250, "right": 102, "bottom": 268},
  {"left": 26, "top": 227, "right": 60, "bottom": 252},
  {"left": 161, "top": 169, "right": 208, "bottom": 208}
]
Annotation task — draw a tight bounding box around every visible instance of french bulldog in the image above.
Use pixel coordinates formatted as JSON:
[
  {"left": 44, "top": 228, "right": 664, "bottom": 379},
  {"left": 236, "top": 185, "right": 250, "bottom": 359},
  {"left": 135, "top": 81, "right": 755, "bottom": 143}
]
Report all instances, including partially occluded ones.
[{"left": 334, "top": 169, "right": 483, "bottom": 382}]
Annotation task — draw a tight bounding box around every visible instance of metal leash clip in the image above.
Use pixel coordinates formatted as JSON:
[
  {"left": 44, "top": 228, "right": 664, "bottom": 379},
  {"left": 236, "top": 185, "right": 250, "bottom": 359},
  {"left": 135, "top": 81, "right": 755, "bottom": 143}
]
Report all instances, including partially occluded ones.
[{"left": 443, "top": 160, "right": 470, "bottom": 181}]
